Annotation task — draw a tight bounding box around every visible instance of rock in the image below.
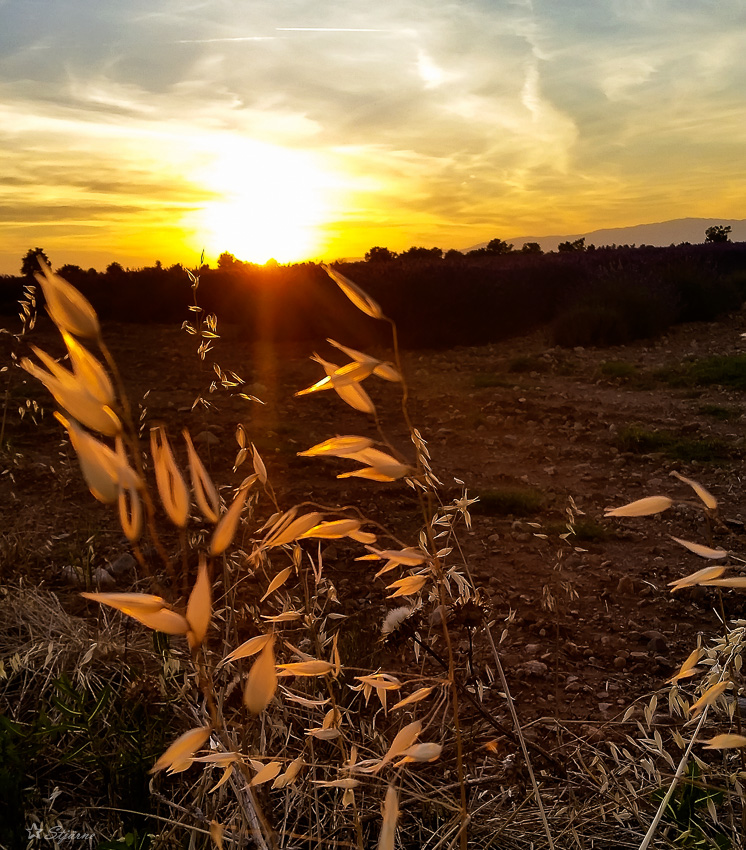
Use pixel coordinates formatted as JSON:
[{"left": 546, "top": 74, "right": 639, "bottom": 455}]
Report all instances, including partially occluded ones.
[
  {"left": 93, "top": 567, "right": 115, "bottom": 588},
  {"left": 614, "top": 656, "right": 627, "bottom": 670},
  {"left": 563, "top": 640, "right": 582, "bottom": 658},
  {"left": 616, "top": 575, "right": 636, "bottom": 594},
  {"left": 643, "top": 630, "right": 667, "bottom": 653},
  {"left": 518, "top": 659, "right": 548, "bottom": 677},
  {"left": 580, "top": 724, "right": 603, "bottom": 743},
  {"left": 61, "top": 565, "right": 84, "bottom": 585},
  {"left": 194, "top": 430, "right": 221, "bottom": 446},
  {"left": 109, "top": 552, "right": 137, "bottom": 577},
  {"left": 321, "top": 544, "right": 338, "bottom": 562}
]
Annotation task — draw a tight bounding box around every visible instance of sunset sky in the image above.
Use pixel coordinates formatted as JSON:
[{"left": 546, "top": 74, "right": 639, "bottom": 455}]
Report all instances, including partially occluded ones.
[{"left": 1, "top": 0, "right": 745, "bottom": 272}]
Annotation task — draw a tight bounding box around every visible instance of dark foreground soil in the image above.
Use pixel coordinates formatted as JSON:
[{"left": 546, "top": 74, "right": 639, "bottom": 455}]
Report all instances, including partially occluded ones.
[{"left": 3, "top": 305, "right": 746, "bottom": 739}]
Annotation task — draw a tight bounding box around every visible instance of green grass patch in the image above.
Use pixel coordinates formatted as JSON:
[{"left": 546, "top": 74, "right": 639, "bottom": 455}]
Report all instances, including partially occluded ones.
[
  {"left": 473, "top": 372, "right": 512, "bottom": 388},
  {"left": 507, "top": 355, "right": 549, "bottom": 374},
  {"left": 615, "top": 424, "right": 735, "bottom": 462},
  {"left": 571, "top": 518, "right": 613, "bottom": 542},
  {"left": 599, "top": 360, "right": 638, "bottom": 379},
  {"left": 656, "top": 355, "right": 746, "bottom": 391},
  {"left": 698, "top": 403, "right": 741, "bottom": 421},
  {"left": 472, "top": 486, "right": 545, "bottom": 516}
]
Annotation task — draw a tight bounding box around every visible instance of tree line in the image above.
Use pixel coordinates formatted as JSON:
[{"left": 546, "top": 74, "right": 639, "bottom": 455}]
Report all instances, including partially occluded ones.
[{"left": 3, "top": 229, "right": 744, "bottom": 350}]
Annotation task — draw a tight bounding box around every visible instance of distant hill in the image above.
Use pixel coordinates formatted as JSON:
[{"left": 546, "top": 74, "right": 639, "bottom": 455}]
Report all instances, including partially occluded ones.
[{"left": 467, "top": 218, "right": 746, "bottom": 253}]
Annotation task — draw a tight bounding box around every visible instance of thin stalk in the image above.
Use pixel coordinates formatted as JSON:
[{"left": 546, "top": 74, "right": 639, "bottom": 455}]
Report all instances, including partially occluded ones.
[
  {"left": 484, "top": 620, "right": 556, "bottom": 850},
  {"left": 637, "top": 706, "right": 710, "bottom": 850}
]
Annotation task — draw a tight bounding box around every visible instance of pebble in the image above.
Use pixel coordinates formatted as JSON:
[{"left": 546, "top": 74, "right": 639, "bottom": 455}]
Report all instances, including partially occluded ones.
[
  {"left": 109, "top": 552, "right": 136, "bottom": 577},
  {"left": 616, "top": 575, "right": 636, "bottom": 594},
  {"left": 194, "top": 430, "right": 220, "bottom": 447},
  {"left": 93, "top": 566, "right": 115, "bottom": 588},
  {"left": 61, "top": 565, "right": 84, "bottom": 585},
  {"left": 518, "top": 659, "right": 548, "bottom": 677}
]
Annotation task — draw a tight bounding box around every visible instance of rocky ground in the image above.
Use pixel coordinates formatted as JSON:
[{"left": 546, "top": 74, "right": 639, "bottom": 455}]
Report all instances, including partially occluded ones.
[{"left": 3, "top": 304, "right": 746, "bottom": 738}]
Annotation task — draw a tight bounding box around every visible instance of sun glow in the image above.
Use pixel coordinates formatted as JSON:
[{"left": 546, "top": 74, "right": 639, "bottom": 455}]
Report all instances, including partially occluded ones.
[{"left": 196, "top": 140, "right": 332, "bottom": 264}]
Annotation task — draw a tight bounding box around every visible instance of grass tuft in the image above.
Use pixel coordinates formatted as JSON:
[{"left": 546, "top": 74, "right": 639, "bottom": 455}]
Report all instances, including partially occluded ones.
[
  {"left": 614, "top": 424, "right": 735, "bottom": 462},
  {"left": 657, "top": 354, "right": 746, "bottom": 391},
  {"left": 472, "top": 486, "right": 545, "bottom": 516}
]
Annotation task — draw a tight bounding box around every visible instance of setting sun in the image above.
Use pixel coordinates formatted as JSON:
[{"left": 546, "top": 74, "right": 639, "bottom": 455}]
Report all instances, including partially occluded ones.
[{"left": 195, "top": 140, "right": 332, "bottom": 265}]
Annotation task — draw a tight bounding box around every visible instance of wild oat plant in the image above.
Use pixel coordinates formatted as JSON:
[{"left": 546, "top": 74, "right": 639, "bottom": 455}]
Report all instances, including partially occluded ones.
[
  {"left": 10, "top": 262, "right": 562, "bottom": 850},
  {"left": 12, "top": 261, "right": 746, "bottom": 850},
  {"left": 604, "top": 480, "right": 746, "bottom": 849}
]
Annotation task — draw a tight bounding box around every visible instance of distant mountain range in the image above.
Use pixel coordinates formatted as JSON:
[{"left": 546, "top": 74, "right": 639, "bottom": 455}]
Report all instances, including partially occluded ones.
[{"left": 467, "top": 217, "right": 746, "bottom": 253}]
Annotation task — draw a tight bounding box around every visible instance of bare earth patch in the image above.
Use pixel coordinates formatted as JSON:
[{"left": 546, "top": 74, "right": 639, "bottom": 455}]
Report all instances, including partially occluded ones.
[
  {"left": 3, "top": 305, "right": 746, "bottom": 759},
  {"left": 5, "top": 304, "right": 746, "bottom": 722}
]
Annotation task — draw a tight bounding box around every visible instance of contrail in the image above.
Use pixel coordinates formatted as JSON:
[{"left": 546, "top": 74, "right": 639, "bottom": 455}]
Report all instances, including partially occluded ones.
[
  {"left": 275, "top": 27, "right": 387, "bottom": 32},
  {"left": 176, "top": 36, "right": 277, "bottom": 43}
]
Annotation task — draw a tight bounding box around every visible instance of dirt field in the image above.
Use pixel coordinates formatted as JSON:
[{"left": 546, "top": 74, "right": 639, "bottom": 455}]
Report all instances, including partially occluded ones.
[{"left": 3, "top": 304, "right": 746, "bottom": 734}]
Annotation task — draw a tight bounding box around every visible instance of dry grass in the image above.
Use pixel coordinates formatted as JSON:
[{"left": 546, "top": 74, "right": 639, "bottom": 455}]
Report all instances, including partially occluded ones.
[{"left": 2, "top": 263, "right": 746, "bottom": 850}]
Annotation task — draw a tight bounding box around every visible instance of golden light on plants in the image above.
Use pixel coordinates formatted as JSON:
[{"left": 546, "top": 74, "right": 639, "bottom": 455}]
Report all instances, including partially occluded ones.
[
  {"left": 19, "top": 261, "right": 746, "bottom": 850},
  {"left": 194, "top": 140, "right": 334, "bottom": 264}
]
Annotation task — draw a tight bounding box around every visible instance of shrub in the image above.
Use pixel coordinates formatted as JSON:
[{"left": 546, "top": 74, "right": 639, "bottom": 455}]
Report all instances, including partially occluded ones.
[
  {"left": 552, "top": 279, "right": 674, "bottom": 348},
  {"left": 662, "top": 258, "right": 741, "bottom": 323},
  {"left": 552, "top": 303, "right": 631, "bottom": 347}
]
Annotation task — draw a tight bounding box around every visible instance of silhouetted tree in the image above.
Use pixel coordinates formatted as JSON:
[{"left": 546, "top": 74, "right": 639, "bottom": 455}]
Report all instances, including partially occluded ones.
[
  {"left": 56, "top": 264, "right": 86, "bottom": 284},
  {"left": 558, "top": 238, "right": 586, "bottom": 252},
  {"left": 705, "top": 225, "right": 731, "bottom": 244},
  {"left": 521, "top": 242, "right": 543, "bottom": 254},
  {"left": 400, "top": 246, "right": 443, "bottom": 260},
  {"left": 21, "top": 247, "right": 50, "bottom": 278},
  {"left": 217, "top": 252, "right": 238, "bottom": 270},
  {"left": 444, "top": 249, "right": 464, "bottom": 261},
  {"left": 364, "top": 246, "right": 397, "bottom": 262},
  {"left": 106, "top": 262, "right": 125, "bottom": 276},
  {"left": 486, "top": 238, "right": 513, "bottom": 255}
]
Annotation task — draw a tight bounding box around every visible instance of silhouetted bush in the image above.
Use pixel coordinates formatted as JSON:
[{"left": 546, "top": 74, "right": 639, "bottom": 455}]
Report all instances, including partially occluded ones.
[
  {"left": 661, "top": 257, "right": 741, "bottom": 322},
  {"left": 551, "top": 278, "right": 674, "bottom": 347}
]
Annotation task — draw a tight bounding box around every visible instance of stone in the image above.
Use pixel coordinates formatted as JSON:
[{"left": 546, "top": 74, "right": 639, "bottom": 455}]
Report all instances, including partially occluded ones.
[
  {"left": 61, "top": 565, "right": 84, "bottom": 585},
  {"left": 519, "top": 659, "right": 548, "bottom": 677},
  {"left": 93, "top": 567, "right": 115, "bottom": 588},
  {"left": 109, "top": 552, "right": 137, "bottom": 577},
  {"left": 194, "top": 430, "right": 221, "bottom": 447},
  {"left": 616, "top": 575, "right": 636, "bottom": 594}
]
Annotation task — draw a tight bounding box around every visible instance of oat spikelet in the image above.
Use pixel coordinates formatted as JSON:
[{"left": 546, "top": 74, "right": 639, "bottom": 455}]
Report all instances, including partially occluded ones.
[
  {"left": 150, "top": 426, "right": 189, "bottom": 527},
  {"left": 35, "top": 261, "right": 100, "bottom": 339},
  {"left": 23, "top": 355, "right": 121, "bottom": 436},
  {"left": 183, "top": 429, "right": 220, "bottom": 523},
  {"left": 322, "top": 263, "right": 383, "bottom": 320},
  {"left": 378, "top": 784, "right": 399, "bottom": 850},
  {"left": 150, "top": 725, "right": 211, "bottom": 774},
  {"left": 244, "top": 634, "right": 277, "bottom": 714},
  {"left": 210, "top": 477, "right": 254, "bottom": 556},
  {"left": 186, "top": 557, "right": 212, "bottom": 648},
  {"left": 670, "top": 536, "right": 727, "bottom": 559},
  {"left": 604, "top": 496, "right": 673, "bottom": 517}
]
